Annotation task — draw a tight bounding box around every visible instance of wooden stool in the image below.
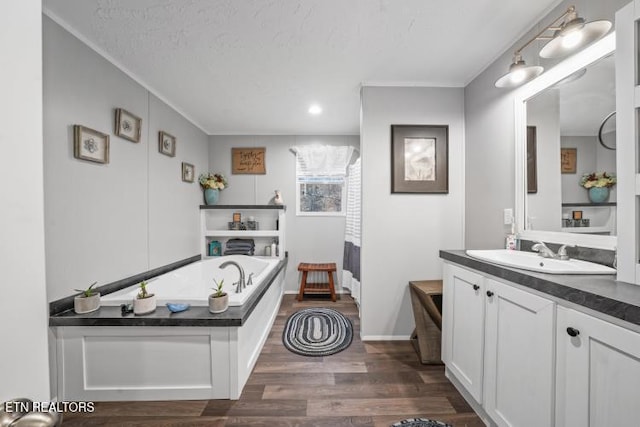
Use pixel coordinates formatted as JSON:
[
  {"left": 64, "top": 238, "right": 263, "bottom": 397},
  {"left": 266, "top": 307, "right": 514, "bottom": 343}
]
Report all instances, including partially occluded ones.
[
  {"left": 297, "top": 263, "right": 337, "bottom": 302},
  {"left": 409, "top": 280, "right": 443, "bottom": 364}
]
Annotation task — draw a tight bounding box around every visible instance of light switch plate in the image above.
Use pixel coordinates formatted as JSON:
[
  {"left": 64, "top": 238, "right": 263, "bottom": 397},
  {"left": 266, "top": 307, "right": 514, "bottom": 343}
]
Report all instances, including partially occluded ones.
[{"left": 503, "top": 208, "right": 513, "bottom": 225}]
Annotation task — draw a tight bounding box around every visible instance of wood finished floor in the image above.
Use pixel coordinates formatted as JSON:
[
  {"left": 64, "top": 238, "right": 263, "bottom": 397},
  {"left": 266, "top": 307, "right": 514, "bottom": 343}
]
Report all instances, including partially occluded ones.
[{"left": 63, "top": 294, "right": 483, "bottom": 427}]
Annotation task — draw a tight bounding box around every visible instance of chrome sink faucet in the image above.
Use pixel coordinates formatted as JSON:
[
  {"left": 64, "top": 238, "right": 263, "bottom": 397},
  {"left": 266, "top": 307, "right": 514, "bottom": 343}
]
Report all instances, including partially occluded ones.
[
  {"left": 220, "top": 260, "right": 246, "bottom": 293},
  {"left": 531, "top": 241, "right": 575, "bottom": 260},
  {"left": 531, "top": 241, "right": 556, "bottom": 258}
]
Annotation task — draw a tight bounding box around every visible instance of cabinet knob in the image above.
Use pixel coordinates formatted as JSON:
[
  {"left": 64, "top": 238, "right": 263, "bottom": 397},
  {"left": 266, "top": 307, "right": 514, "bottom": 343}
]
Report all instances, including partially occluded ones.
[
  {"left": 566, "top": 327, "right": 580, "bottom": 337},
  {"left": 486, "top": 291, "right": 494, "bottom": 297},
  {"left": 473, "top": 284, "right": 480, "bottom": 291}
]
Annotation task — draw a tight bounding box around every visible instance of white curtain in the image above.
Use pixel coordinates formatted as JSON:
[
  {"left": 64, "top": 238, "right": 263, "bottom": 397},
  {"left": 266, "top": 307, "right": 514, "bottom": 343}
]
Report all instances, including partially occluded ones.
[
  {"left": 293, "top": 145, "right": 355, "bottom": 176},
  {"left": 342, "top": 158, "right": 361, "bottom": 309}
]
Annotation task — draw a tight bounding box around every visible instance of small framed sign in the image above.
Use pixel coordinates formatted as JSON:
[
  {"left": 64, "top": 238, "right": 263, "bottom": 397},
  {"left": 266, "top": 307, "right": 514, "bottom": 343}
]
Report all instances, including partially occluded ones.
[
  {"left": 73, "top": 125, "right": 110, "bottom": 164},
  {"left": 232, "top": 147, "right": 266, "bottom": 174},
  {"left": 561, "top": 148, "right": 577, "bottom": 174},
  {"left": 115, "top": 108, "right": 142, "bottom": 143},
  {"left": 159, "top": 131, "right": 176, "bottom": 157},
  {"left": 181, "top": 162, "right": 194, "bottom": 183}
]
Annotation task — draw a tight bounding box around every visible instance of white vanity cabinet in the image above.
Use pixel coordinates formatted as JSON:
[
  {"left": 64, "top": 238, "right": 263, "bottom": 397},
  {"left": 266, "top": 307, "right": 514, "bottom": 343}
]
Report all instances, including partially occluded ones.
[
  {"left": 442, "top": 262, "right": 555, "bottom": 427},
  {"left": 556, "top": 306, "right": 640, "bottom": 426}
]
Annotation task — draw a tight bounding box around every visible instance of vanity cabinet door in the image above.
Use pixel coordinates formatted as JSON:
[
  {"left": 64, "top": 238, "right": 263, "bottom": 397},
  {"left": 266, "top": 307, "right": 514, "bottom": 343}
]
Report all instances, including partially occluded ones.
[
  {"left": 442, "top": 263, "right": 486, "bottom": 402},
  {"left": 556, "top": 306, "right": 640, "bottom": 427},
  {"left": 483, "top": 278, "right": 555, "bottom": 427}
]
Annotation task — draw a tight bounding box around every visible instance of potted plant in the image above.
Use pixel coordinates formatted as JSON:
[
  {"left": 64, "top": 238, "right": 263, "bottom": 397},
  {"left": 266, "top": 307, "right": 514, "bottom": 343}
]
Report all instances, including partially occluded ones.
[
  {"left": 133, "top": 280, "right": 156, "bottom": 315},
  {"left": 580, "top": 172, "right": 616, "bottom": 203},
  {"left": 209, "top": 279, "right": 229, "bottom": 313},
  {"left": 199, "top": 172, "right": 228, "bottom": 205},
  {"left": 73, "top": 281, "right": 100, "bottom": 314}
]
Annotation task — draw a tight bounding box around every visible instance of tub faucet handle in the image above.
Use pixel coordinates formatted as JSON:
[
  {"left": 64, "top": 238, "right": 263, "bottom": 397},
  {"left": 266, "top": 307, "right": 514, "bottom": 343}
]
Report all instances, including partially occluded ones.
[
  {"left": 233, "top": 281, "right": 242, "bottom": 294},
  {"left": 247, "top": 273, "right": 254, "bottom": 286}
]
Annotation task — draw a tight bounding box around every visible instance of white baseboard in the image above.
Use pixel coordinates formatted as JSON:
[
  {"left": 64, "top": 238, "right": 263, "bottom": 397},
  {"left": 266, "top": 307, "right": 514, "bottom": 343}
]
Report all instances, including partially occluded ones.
[{"left": 360, "top": 335, "right": 412, "bottom": 341}]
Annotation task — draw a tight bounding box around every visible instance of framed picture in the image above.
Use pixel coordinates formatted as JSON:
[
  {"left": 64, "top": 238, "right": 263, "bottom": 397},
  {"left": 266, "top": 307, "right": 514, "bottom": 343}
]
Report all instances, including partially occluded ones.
[
  {"left": 114, "top": 108, "right": 142, "bottom": 142},
  {"left": 561, "top": 148, "right": 577, "bottom": 174},
  {"left": 73, "top": 125, "right": 109, "bottom": 164},
  {"left": 181, "top": 162, "right": 194, "bottom": 183},
  {"left": 232, "top": 147, "right": 266, "bottom": 174},
  {"left": 391, "top": 125, "right": 448, "bottom": 193},
  {"left": 159, "top": 131, "right": 176, "bottom": 157},
  {"left": 527, "top": 126, "right": 537, "bottom": 193}
]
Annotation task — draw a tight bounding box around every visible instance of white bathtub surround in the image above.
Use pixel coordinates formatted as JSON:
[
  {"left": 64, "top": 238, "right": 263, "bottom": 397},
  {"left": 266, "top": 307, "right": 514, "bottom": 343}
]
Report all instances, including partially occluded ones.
[
  {"left": 53, "top": 257, "right": 286, "bottom": 401},
  {"left": 73, "top": 293, "right": 100, "bottom": 314},
  {"left": 101, "top": 255, "right": 279, "bottom": 307},
  {"left": 209, "top": 293, "right": 229, "bottom": 313}
]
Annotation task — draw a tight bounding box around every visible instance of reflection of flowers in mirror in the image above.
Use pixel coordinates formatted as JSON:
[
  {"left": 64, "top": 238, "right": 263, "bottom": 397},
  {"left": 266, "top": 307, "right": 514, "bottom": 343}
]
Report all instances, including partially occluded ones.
[
  {"left": 580, "top": 172, "right": 616, "bottom": 189},
  {"left": 199, "top": 172, "right": 228, "bottom": 190}
]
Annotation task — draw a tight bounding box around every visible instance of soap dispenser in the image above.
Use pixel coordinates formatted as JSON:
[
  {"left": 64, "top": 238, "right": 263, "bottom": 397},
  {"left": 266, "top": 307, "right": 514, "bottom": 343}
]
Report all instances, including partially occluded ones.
[
  {"left": 271, "top": 240, "right": 277, "bottom": 258},
  {"left": 505, "top": 222, "right": 519, "bottom": 250}
]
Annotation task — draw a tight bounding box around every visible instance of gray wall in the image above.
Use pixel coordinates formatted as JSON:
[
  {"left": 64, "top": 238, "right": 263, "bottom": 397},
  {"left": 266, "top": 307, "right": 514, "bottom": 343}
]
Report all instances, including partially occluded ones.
[
  {"left": 527, "top": 90, "right": 561, "bottom": 231},
  {"left": 208, "top": 135, "right": 359, "bottom": 293},
  {"left": 360, "top": 86, "right": 465, "bottom": 338},
  {"left": 43, "top": 16, "right": 209, "bottom": 302},
  {"left": 0, "top": 1, "right": 50, "bottom": 401},
  {"left": 464, "top": 0, "right": 627, "bottom": 248}
]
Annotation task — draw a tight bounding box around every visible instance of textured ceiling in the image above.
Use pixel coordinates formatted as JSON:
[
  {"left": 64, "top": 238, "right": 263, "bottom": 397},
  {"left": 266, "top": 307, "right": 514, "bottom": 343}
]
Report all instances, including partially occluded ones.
[{"left": 44, "top": 0, "right": 560, "bottom": 135}]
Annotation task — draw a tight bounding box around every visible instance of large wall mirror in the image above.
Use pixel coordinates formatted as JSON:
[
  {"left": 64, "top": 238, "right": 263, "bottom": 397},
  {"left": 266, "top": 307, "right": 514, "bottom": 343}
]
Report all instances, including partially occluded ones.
[{"left": 514, "top": 33, "right": 616, "bottom": 250}]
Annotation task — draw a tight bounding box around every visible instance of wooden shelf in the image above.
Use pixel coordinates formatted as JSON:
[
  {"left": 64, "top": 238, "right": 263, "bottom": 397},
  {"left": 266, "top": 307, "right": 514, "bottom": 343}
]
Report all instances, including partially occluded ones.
[
  {"left": 200, "top": 204, "right": 285, "bottom": 210},
  {"left": 562, "top": 202, "right": 616, "bottom": 207}
]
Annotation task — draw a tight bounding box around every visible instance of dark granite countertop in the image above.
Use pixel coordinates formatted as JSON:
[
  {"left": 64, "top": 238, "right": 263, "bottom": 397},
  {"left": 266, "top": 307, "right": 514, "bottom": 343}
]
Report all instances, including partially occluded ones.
[
  {"left": 440, "top": 250, "right": 640, "bottom": 330},
  {"left": 49, "top": 258, "right": 287, "bottom": 327}
]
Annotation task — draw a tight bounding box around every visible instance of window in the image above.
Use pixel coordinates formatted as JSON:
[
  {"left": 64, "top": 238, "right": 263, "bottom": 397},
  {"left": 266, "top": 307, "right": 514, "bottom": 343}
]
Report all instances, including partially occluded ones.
[{"left": 294, "top": 145, "right": 354, "bottom": 216}]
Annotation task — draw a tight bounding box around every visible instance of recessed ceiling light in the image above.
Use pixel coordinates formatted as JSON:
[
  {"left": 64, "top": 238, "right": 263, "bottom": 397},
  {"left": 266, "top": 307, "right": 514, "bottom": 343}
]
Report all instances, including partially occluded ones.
[{"left": 308, "top": 104, "right": 322, "bottom": 115}]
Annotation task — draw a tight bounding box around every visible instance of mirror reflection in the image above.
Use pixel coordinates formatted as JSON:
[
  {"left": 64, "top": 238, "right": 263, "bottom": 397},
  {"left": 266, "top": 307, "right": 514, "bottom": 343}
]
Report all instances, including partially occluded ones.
[{"left": 526, "top": 53, "right": 616, "bottom": 236}]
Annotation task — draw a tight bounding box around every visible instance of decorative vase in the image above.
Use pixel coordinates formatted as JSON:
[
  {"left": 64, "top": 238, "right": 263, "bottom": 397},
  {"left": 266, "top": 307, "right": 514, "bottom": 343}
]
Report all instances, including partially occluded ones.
[
  {"left": 74, "top": 293, "right": 100, "bottom": 314},
  {"left": 588, "top": 187, "right": 609, "bottom": 203},
  {"left": 204, "top": 188, "right": 219, "bottom": 205},
  {"left": 209, "top": 293, "right": 229, "bottom": 313},
  {"left": 133, "top": 294, "right": 156, "bottom": 315}
]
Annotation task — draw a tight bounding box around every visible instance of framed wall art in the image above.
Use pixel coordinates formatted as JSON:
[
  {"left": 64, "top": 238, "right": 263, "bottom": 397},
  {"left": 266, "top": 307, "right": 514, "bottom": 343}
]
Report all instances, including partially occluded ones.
[
  {"left": 527, "top": 126, "right": 538, "bottom": 193},
  {"left": 391, "top": 124, "right": 448, "bottom": 193},
  {"left": 114, "top": 108, "right": 142, "bottom": 142},
  {"left": 159, "top": 131, "right": 176, "bottom": 157},
  {"left": 232, "top": 147, "right": 266, "bottom": 174},
  {"left": 561, "top": 148, "right": 577, "bottom": 174},
  {"left": 181, "top": 162, "right": 194, "bottom": 183},
  {"left": 73, "top": 125, "right": 110, "bottom": 164}
]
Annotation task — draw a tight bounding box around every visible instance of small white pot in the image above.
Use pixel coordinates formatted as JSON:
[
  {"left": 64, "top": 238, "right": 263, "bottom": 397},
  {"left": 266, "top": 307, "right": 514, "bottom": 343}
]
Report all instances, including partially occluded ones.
[
  {"left": 209, "top": 293, "right": 229, "bottom": 313},
  {"left": 74, "top": 293, "right": 100, "bottom": 314},
  {"left": 133, "top": 294, "right": 156, "bottom": 315}
]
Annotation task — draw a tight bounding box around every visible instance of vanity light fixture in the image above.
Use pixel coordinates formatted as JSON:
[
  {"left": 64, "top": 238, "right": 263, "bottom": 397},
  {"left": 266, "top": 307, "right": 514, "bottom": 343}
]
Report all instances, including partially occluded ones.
[{"left": 495, "top": 5, "right": 611, "bottom": 88}]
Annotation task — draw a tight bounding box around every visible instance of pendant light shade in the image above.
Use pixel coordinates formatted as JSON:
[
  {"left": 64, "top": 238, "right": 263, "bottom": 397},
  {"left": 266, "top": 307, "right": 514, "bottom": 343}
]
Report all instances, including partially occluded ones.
[
  {"left": 539, "top": 19, "right": 611, "bottom": 58},
  {"left": 495, "top": 55, "right": 544, "bottom": 88},
  {"left": 495, "top": 6, "right": 611, "bottom": 89}
]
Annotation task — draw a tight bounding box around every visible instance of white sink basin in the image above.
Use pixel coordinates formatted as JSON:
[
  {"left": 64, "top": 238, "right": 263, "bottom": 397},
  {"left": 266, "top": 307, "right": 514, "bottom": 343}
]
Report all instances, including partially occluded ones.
[{"left": 466, "top": 249, "right": 616, "bottom": 275}]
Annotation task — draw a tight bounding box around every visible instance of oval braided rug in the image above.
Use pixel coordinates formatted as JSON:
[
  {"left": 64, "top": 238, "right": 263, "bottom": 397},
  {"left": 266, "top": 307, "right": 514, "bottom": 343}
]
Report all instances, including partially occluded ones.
[
  {"left": 282, "top": 308, "right": 353, "bottom": 356},
  {"left": 390, "top": 419, "right": 452, "bottom": 427}
]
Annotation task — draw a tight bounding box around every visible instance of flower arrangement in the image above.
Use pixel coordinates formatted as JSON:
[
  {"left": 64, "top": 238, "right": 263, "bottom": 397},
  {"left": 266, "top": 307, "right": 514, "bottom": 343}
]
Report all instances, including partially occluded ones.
[
  {"left": 198, "top": 172, "right": 228, "bottom": 190},
  {"left": 580, "top": 172, "right": 616, "bottom": 189}
]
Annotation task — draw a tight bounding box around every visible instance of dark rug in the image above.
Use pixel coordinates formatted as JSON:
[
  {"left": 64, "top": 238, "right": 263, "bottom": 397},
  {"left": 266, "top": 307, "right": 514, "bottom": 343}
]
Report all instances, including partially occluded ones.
[
  {"left": 390, "top": 419, "right": 452, "bottom": 427},
  {"left": 282, "top": 307, "right": 353, "bottom": 356}
]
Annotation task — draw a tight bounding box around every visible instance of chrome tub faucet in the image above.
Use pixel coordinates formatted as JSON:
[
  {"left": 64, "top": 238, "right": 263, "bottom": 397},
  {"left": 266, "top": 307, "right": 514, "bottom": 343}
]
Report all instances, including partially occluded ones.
[{"left": 220, "top": 260, "right": 246, "bottom": 293}]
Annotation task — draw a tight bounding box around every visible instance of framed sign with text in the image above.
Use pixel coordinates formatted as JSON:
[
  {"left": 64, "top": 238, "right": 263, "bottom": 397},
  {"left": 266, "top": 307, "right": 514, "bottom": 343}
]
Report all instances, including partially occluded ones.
[{"left": 232, "top": 147, "right": 266, "bottom": 174}]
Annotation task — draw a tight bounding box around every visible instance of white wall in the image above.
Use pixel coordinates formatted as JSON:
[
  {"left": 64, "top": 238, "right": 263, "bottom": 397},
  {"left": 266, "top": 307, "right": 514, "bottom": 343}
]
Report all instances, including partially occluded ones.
[
  {"left": 464, "top": 0, "right": 627, "bottom": 248},
  {"left": 43, "top": 17, "right": 209, "bottom": 302},
  {"left": 208, "top": 135, "right": 359, "bottom": 293},
  {"left": 527, "top": 90, "right": 562, "bottom": 231},
  {"left": 0, "top": 1, "right": 50, "bottom": 401},
  {"left": 360, "top": 86, "right": 465, "bottom": 339}
]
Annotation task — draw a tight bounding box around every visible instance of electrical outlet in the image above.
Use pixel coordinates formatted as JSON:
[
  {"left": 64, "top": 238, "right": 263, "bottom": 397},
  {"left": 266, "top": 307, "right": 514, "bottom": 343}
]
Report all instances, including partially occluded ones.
[{"left": 503, "top": 208, "right": 513, "bottom": 225}]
